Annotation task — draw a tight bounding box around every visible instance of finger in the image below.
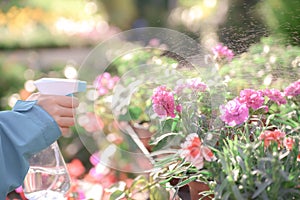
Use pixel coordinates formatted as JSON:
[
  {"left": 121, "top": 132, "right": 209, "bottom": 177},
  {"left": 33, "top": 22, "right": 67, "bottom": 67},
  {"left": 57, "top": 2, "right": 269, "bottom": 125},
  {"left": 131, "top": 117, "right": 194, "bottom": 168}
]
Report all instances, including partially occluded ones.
[
  {"left": 60, "top": 127, "right": 70, "bottom": 136},
  {"left": 55, "top": 117, "right": 76, "bottom": 127},
  {"left": 26, "top": 93, "right": 40, "bottom": 101},
  {"left": 56, "top": 96, "right": 79, "bottom": 108},
  {"left": 55, "top": 107, "right": 76, "bottom": 117},
  {"left": 72, "top": 97, "right": 79, "bottom": 107}
]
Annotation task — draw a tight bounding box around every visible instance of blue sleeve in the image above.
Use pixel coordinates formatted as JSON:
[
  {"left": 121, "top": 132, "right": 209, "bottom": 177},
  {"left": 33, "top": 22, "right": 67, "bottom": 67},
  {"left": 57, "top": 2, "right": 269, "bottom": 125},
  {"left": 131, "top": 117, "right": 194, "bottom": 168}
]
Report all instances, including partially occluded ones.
[{"left": 0, "top": 100, "right": 61, "bottom": 198}]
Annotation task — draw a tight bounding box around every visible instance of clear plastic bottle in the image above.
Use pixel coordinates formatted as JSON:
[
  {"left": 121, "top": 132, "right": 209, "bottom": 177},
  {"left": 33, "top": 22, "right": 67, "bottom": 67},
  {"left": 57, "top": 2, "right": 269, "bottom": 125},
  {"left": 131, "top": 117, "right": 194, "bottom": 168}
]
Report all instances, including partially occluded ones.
[{"left": 23, "top": 142, "right": 71, "bottom": 200}]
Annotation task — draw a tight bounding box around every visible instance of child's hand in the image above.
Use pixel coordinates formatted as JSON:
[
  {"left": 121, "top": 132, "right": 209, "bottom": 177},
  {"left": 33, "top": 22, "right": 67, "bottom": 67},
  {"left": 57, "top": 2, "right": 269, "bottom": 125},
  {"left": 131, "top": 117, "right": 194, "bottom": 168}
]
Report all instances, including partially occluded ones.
[{"left": 27, "top": 93, "right": 79, "bottom": 135}]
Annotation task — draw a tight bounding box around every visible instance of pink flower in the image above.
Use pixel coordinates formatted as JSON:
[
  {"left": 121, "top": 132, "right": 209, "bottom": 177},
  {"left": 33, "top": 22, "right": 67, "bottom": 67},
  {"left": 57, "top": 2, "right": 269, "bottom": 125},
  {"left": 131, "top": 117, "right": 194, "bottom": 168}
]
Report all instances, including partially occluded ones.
[
  {"left": 76, "top": 190, "right": 86, "bottom": 199},
  {"left": 284, "top": 80, "right": 300, "bottom": 97},
  {"left": 258, "top": 130, "right": 286, "bottom": 148},
  {"left": 284, "top": 137, "right": 295, "bottom": 151},
  {"left": 174, "top": 83, "right": 186, "bottom": 94},
  {"left": 79, "top": 112, "right": 104, "bottom": 133},
  {"left": 94, "top": 72, "right": 120, "bottom": 96},
  {"left": 148, "top": 38, "right": 160, "bottom": 47},
  {"left": 67, "top": 159, "right": 86, "bottom": 179},
  {"left": 263, "top": 89, "right": 287, "bottom": 105},
  {"left": 220, "top": 98, "right": 249, "bottom": 126},
  {"left": 88, "top": 163, "right": 110, "bottom": 182},
  {"left": 152, "top": 86, "right": 177, "bottom": 118},
  {"left": 175, "top": 104, "right": 182, "bottom": 113},
  {"left": 186, "top": 78, "right": 207, "bottom": 92},
  {"left": 238, "top": 89, "right": 265, "bottom": 110},
  {"left": 67, "top": 183, "right": 86, "bottom": 200},
  {"left": 180, "top": 133, "right": 216, "bottom": 169},
  {"left": 90, "top": 152, "right": 100, "bottom": 166},
  {"left": 212, "top": 44, "right": 234, "bottom": 61},
  {"left": 15, "top": 186, "right": 23, "bottom": 193},
  {"left": 174, "top": 78, "right": 207, "bottom": 94}
]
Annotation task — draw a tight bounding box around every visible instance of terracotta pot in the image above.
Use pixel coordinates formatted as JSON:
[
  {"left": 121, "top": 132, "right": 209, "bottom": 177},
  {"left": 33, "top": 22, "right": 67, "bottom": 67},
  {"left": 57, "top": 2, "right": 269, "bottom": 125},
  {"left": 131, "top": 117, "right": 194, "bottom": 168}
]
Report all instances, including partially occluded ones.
[
  {"left": 188, "top": 181, "right": 213, "bottom": 200},
  {"left": 131, "top": 122, "right": 153, "bottom": 151},
  {"left": 170, "top": 178, "right": 191, "bottom": 200}
]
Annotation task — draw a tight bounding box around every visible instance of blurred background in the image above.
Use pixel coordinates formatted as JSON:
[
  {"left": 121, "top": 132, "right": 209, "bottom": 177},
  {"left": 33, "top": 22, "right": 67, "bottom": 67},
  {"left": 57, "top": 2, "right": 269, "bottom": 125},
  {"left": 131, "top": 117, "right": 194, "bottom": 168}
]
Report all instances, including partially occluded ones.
[{"left": 1, "top": 0, "right": 299, "bottom": 198}]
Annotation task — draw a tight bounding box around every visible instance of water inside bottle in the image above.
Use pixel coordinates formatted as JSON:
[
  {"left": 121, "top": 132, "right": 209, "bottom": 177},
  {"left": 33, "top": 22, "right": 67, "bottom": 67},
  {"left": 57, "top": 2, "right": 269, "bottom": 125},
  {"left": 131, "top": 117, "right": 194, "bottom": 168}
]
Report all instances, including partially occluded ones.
[
  {"left": 23, "top": 166, "right": 70, "bottom": 199},
  {"left": 24, "top": 190, "right": 66, "bottom": 200}
]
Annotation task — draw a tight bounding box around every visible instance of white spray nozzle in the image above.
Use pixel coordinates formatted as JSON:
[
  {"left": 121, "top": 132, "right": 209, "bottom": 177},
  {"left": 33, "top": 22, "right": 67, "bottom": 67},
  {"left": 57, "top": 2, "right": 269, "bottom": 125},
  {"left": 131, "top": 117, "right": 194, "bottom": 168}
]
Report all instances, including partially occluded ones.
[{"left": 34, "top": 78, "right": 86, "bottom": 95}]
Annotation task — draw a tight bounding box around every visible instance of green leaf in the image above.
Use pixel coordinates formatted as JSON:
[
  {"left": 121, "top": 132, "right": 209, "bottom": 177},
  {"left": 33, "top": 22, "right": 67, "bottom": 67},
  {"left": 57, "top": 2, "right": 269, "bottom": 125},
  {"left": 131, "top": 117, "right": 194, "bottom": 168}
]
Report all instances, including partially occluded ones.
[
  {"left": 151, "top": 137, "right": 168, "bottom": 152},
  {"left": 171, "top": 117, "right": 179, "bottom": 132},
  {"left": 251, "top": 179, "right": 273, "bottom": 199},
  {"left": 109, "top": 190, "right": 125, "bottom": 200},
  {"left": 176, "top": 176, "right": 197, "bottom": 187},
  {"left": 150, "top": 185, "right": 170, "bottom": 200},
  {"left": 162, "top": 119, "right": 176, "bottom": 132},
  {"left": 158, "top": 176, "right": 174, "bottom": 185},
  {"left": 150, "top": 132, "right": 182, "bottom": 146},
  {"left": 215, "top": 179, "right": 228, "bottom": 199},
  {"left": 118, "top": 106, "right": 142, "bottom": 121},
  {"left": 129, "top": 175, "right": 148, "bottom": 192},
  {"left": 231, "top": 184, "right": 244, "bottom": 200},
  {"left": 129, "top": 106, "right": 143, "bottom": 120}
]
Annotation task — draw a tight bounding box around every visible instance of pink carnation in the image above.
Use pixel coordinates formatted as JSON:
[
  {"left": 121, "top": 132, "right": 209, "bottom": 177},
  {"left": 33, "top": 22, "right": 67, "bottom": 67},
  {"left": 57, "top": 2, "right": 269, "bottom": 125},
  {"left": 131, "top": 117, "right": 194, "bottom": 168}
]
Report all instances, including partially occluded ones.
[
  {"left": 258, "top": 130, "right": 286, "bottom": 148},
  {"left": 67, "top": 159, "right": 86, "bottom": 179},
  {"left": 89, "top": 163, "right": 110, "bottom": 182},
  {"left": 175, "top": 104, "right": 182, "bottom": 113},
  {"left": 238, "top": 89, "right": 265, "bottom": 110},
  {"left": 94, "top": 72, "right": 120, "bottom": 96},
  {"left": 220, "top": 98, "right": 249, "bottom": 126},
  {"left": 180, "top": 133, "right": 216, "bottom": 169},
  {"left": 186, "top": 78, "right": 207, "bottom": 92},
  {"left": 263, "top": 89, "right": 287, "bottom": 105},
  {"left": 284, "top": 80, "right": 300, "bottom": 97},
  {"left": 174, "top": 78, "right": 207, "bottom": 94},
  {"left": 174, "top": 83, "right": 186, "bottom": 94},
  {"left": 152, "top": 86, "right": 176, "bottom": 118},
  {"left": 90, "top": 152, "right": 100, "bottom": 166},
  {"left": 212, "top": 44, "right": 234, "bottom": 61}
]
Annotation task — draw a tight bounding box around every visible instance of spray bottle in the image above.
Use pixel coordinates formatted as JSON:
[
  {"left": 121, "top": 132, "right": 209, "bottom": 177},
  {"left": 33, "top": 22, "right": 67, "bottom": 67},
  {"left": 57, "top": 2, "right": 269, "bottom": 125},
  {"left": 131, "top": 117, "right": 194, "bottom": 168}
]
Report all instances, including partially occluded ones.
[{"left": 23, "top": 78, "right": 86, "bottom": 200}]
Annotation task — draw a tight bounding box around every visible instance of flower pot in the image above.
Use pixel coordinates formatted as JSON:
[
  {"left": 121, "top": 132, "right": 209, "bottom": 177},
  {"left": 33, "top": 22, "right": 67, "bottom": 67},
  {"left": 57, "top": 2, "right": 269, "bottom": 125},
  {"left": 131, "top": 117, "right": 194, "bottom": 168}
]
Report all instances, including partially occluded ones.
[
  {"left": 188, "top": 181, "right": 213, "bottom": 200},
  {"left": 170, "top": 178, "right": 191, "bottom": 200},
  {"left": 131, "top": 122, "right": 153, "bottom": 151}
]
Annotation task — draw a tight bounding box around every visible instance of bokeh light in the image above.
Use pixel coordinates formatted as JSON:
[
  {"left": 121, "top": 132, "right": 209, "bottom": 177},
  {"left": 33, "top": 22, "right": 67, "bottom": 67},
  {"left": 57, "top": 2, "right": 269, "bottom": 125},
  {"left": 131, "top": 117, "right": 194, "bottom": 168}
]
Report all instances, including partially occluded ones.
[
  {"left": 64, "top": 64, "right": 78, "bottom": 79},
  {"left": 24, "top": 80, "right": 36, "bottom": 93},
  {"left": 8, "top": 93, "right": 20, "bottom": 108}
]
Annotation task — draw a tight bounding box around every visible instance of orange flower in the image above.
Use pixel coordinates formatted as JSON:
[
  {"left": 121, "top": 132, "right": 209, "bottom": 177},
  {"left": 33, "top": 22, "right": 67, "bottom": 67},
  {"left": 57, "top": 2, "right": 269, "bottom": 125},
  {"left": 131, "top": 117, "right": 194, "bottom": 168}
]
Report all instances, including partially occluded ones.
[
  {"left": 258, "top": 130, "right": 286, "bottom": 148},
  {"left": 284, "top": 137, "right": 295, "bottom": 151},
  {"left": 180, "top": 133, "right": 216, "bottom": 169}
]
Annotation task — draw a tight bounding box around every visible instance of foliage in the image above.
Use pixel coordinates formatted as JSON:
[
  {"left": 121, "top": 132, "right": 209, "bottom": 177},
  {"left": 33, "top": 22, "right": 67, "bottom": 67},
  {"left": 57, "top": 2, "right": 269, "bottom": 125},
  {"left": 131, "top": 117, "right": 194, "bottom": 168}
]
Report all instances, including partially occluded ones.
[
  {"left": 258, "top": 0, "right": 300, "bottom": 46},
  {"left": 126, "top": 42, "right": 300, "bottom": 200},
  {"left": 207, "top": 79, "right": 300, "bottom": 199},
  {"left": 0, "top": 58, "right": 26, "bottom": 110},
  {"left": 150, "top": 79, "right": 300, "bottom": 199},
  {"left": 219, "top": 36, "right": 300, "bottom": 97},
  {"left": 108, "top": 175, "right": 171, "bottom": 200},
  {"left": 212, "top": 137, "right": 300, "bottom": 200}
]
